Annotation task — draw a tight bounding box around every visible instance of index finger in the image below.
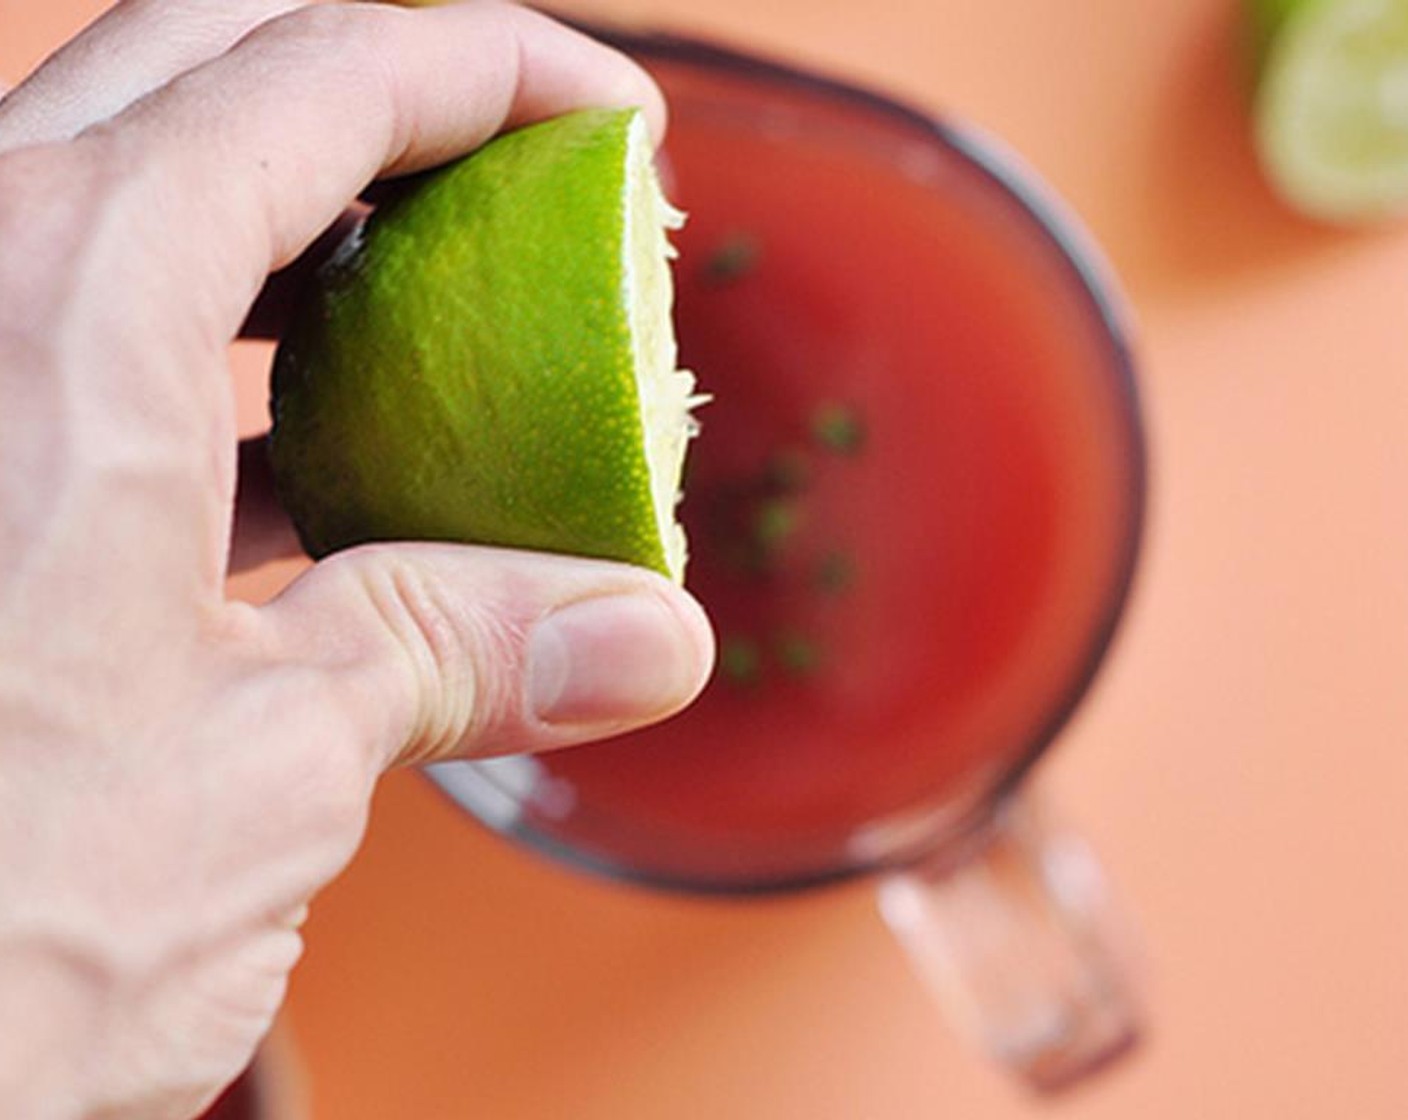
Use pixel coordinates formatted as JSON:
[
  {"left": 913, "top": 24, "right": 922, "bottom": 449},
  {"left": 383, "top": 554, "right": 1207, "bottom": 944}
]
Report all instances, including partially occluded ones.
[{"left": 76, "top": 0, "right": 665, "bottom": 338}]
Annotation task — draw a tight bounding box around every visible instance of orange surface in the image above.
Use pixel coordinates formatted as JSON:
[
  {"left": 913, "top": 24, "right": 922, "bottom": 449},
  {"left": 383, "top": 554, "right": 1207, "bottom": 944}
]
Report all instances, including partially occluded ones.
[{"left": 5, "top": 1, "right": 1408, "bottom": 1117}]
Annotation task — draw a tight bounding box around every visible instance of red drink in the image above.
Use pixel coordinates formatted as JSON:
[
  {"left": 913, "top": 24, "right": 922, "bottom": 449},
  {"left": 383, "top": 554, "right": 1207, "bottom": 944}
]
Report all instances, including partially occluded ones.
[{"left": 433, "top": 38, "right": 1143, "bottom": 891}]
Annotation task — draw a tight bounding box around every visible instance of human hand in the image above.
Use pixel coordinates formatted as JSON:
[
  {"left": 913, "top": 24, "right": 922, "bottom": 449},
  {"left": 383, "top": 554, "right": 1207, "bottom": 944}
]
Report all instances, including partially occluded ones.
[{"left": 0, "top": 4, "right": 713, "bottom": 1118}]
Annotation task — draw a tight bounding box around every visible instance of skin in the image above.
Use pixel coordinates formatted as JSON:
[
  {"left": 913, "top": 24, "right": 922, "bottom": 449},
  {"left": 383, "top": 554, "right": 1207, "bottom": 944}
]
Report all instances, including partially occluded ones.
[{"left": 0, "top": 3, "right": 714, "bottom": 1118}]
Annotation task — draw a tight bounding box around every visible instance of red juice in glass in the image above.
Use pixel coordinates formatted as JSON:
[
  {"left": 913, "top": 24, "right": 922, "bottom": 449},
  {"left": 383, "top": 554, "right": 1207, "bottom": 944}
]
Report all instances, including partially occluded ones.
[{"left": 431, "top": 32, "right": 1145, "bottom": 1089}]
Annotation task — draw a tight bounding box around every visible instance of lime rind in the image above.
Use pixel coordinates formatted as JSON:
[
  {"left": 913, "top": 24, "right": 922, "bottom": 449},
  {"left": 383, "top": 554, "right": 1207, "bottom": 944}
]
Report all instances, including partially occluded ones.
[{"left": 1255, "top": 0, "right": 1408, "bottom": 221}]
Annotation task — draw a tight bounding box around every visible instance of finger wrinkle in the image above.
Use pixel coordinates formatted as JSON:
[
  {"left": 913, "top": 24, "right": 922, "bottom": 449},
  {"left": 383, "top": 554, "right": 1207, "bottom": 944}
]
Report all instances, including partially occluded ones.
[
  {"left": 325, "top": 553, "right": 481, "bottom": 768},
  {"left": 377, "top": 559, "right": 489, "bottom": 766}
]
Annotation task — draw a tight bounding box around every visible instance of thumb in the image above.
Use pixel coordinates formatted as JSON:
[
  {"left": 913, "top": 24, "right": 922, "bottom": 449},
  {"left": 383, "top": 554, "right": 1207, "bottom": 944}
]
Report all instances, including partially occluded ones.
[{"left": 257, "top": 542, "right": 715, "bottom": 770}]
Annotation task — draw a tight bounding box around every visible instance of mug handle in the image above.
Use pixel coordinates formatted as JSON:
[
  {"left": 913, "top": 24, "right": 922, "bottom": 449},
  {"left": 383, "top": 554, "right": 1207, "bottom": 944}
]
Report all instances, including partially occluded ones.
[{"left": 877, "top": 791, "right": 1143, "bottom": 1092}]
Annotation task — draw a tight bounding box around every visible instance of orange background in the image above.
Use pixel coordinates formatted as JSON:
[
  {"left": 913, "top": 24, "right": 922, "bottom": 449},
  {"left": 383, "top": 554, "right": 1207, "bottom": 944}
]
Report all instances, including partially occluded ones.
[{"left": 5, "top": 1, "right": 1408, "bottom": 1117}]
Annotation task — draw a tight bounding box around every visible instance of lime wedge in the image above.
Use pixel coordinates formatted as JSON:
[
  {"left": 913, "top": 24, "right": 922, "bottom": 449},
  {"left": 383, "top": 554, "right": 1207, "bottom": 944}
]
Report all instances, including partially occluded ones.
[
  {"left": 1253, "top": 0, "right": 1408, "bottom": 221},
  {"left": 269, "top": 108, "right": 702, "bottom": 582}
]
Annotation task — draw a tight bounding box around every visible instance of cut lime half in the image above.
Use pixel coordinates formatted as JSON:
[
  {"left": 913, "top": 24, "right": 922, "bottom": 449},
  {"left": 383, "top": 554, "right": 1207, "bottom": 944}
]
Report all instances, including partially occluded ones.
[
  {"left": 1254, "top": 0, "right": 1408, "bottom": 221},
  {"left": 270, "top": 108, "right": 703, "bottom": 582}
]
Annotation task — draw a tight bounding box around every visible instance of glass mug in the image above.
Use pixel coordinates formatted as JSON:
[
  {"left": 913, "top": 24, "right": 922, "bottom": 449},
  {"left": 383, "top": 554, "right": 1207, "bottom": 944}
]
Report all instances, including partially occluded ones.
[{"left": 429, "top": 27, "right": 1147, "bottom": 1092}]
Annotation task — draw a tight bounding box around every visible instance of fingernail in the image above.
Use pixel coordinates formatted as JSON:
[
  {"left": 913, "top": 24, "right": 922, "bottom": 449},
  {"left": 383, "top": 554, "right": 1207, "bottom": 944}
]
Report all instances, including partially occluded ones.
[{"left": 527, "top": 593, "right": 708, "bottom": 727}]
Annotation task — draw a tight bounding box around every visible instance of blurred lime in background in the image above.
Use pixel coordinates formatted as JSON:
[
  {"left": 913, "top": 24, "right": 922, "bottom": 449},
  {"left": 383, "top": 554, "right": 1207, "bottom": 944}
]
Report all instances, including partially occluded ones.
[{"left": 1252, "top": 0, "right": 1408, "bottom": 221}]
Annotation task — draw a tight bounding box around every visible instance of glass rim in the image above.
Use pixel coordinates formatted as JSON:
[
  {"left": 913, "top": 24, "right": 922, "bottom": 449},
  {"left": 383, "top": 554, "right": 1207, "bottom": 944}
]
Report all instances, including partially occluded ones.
[{"left": 426, "top": 24, "right": 1148, "bottom": 897}]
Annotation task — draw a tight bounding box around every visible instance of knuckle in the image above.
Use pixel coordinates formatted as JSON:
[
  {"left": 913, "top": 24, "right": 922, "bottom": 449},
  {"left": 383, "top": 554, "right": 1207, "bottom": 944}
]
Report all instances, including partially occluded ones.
[
  {"left": 238, "top": 2, "right": 419, "bottom": 163},
  {"left": 262, "top": 0, "right": 375, "bottom": 40},
  {"left": 245, "top": 2, "right": 404, "bottom": 77},
  {"left": 377, "top": 559, "right": 468, "bottom": 682},
  {"left": 345, "top": 552, "right": 510, "bottom": 764}
]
